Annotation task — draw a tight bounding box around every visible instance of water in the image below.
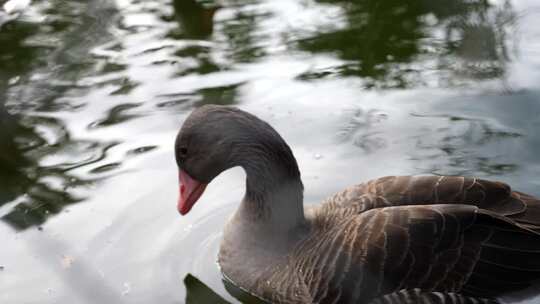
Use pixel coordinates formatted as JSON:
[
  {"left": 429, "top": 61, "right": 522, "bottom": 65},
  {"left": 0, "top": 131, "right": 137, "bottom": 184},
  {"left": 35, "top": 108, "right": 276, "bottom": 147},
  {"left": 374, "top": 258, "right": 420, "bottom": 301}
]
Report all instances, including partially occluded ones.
[{"left": 1, "top": 0, "right": 540, "bottom": 303}]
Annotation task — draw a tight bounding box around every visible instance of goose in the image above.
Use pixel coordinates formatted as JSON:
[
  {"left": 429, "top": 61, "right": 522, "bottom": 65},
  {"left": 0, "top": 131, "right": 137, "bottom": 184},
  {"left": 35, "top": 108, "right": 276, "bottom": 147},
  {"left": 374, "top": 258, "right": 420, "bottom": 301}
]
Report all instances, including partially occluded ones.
[{"left": 175, "top": 105, "right": 540, "bottom": 304}]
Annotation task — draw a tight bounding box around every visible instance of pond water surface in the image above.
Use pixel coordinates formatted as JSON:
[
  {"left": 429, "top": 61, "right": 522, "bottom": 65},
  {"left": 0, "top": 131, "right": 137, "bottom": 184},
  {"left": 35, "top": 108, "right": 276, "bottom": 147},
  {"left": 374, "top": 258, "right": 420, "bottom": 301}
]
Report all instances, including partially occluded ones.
[{"left": 1, "top": 0, "right": 540, "bottom": 303}]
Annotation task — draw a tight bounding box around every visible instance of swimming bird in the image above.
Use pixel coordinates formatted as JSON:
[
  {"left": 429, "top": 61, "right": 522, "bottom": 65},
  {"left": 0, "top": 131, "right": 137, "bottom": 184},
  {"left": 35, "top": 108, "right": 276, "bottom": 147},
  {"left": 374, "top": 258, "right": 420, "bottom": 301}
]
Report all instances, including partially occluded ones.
[{"left": 175, "top": 105, "right": 540, "bottom": 304}]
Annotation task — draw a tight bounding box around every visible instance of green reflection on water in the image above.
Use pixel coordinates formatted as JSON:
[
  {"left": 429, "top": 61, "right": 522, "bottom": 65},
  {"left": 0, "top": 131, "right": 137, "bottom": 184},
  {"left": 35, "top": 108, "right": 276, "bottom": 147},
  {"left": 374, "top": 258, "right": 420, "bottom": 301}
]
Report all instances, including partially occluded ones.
[
  {"left": 0, "top": 0, "right": 117, "bottom": 230},
  {"left": 171, "top": 0, "right": 220, "bottom": 39},
  {"left": 296, "top": 0, "right": 515, "bottom": 88}
]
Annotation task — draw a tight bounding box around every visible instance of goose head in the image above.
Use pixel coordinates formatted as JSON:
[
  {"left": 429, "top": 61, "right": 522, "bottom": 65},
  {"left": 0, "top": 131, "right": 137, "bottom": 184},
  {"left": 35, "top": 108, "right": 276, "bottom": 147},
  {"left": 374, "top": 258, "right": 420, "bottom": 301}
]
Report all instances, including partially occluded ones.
[{"left": 174, "top": 105, "right": 302, "bottom": 216}]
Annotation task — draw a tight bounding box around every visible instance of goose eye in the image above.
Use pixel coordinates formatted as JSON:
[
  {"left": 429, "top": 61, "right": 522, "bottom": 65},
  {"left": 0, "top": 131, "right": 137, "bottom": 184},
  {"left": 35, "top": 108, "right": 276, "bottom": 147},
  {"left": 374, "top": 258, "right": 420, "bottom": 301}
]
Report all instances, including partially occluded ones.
[{"left": 179, "top": 147, "right": 188, "bottom": 157}]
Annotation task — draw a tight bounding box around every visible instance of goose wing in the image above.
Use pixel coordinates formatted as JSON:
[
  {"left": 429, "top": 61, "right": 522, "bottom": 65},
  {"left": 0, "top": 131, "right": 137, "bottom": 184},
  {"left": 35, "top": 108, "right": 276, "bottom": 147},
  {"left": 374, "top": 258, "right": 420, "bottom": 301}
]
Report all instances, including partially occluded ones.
[
  {"left": 323, "top": 176, "right": 540, "bottom": 231},
  {"left": 301, "top": 204, "right": 540, "bottom": 303},
  {"left": 369, "top": 289, "right": 498, "bottom": 304}
]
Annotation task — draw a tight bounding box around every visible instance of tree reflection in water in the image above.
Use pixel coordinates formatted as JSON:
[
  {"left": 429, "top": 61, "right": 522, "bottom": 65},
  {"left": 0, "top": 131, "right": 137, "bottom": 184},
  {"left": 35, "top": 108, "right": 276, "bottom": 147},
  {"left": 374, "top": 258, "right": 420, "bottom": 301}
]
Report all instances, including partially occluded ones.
[
  {"left": 296, "top": 0, "right": 516, "bottom": 89},
  {"left": 172, "top": 0, "right": 220, "bottom": 39},
  {"left": 0, "top": 1, "right": 117, "bottom": 230}
]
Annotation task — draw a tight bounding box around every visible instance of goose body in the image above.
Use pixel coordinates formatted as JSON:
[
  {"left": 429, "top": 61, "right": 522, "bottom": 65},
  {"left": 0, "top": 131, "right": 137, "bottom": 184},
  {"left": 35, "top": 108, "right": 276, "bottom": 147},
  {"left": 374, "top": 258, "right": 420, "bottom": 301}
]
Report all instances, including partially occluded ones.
[{"left": 175, "top": 105, "right": 540, "bottom": 304}]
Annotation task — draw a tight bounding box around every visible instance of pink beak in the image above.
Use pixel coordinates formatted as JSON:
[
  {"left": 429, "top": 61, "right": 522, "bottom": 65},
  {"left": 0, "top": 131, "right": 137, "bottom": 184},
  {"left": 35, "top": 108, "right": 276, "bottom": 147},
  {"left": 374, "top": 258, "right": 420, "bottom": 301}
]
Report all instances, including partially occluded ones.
[{"left": 178, "top": 169, "right": 207, "bottom": 215}]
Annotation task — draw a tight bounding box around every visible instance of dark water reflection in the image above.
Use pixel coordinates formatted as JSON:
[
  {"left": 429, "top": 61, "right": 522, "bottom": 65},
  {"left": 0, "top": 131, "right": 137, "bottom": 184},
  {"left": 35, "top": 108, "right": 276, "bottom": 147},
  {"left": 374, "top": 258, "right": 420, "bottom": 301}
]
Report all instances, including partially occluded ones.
[
  {"left": 297, "top": 0, "right": 516, "bottom": 88},
  {"left": 171, "top": 0, "right": 220, "bottom": 39},
  {"left": 184, "top": 273, "right": 266, "bottom": 304},
  {"left": 0, "top": 0, "right": 540, "bottom": 303},
  {"left": 0, "top": 0, "right": 117, "bottom": 230}
]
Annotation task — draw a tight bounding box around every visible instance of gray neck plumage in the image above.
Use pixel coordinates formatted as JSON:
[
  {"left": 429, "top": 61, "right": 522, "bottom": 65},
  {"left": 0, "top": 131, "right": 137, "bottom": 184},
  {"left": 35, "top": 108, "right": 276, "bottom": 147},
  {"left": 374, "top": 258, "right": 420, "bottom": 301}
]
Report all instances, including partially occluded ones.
[{"left": 231, "top": 134, "right": 305, "bottom": 232}]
